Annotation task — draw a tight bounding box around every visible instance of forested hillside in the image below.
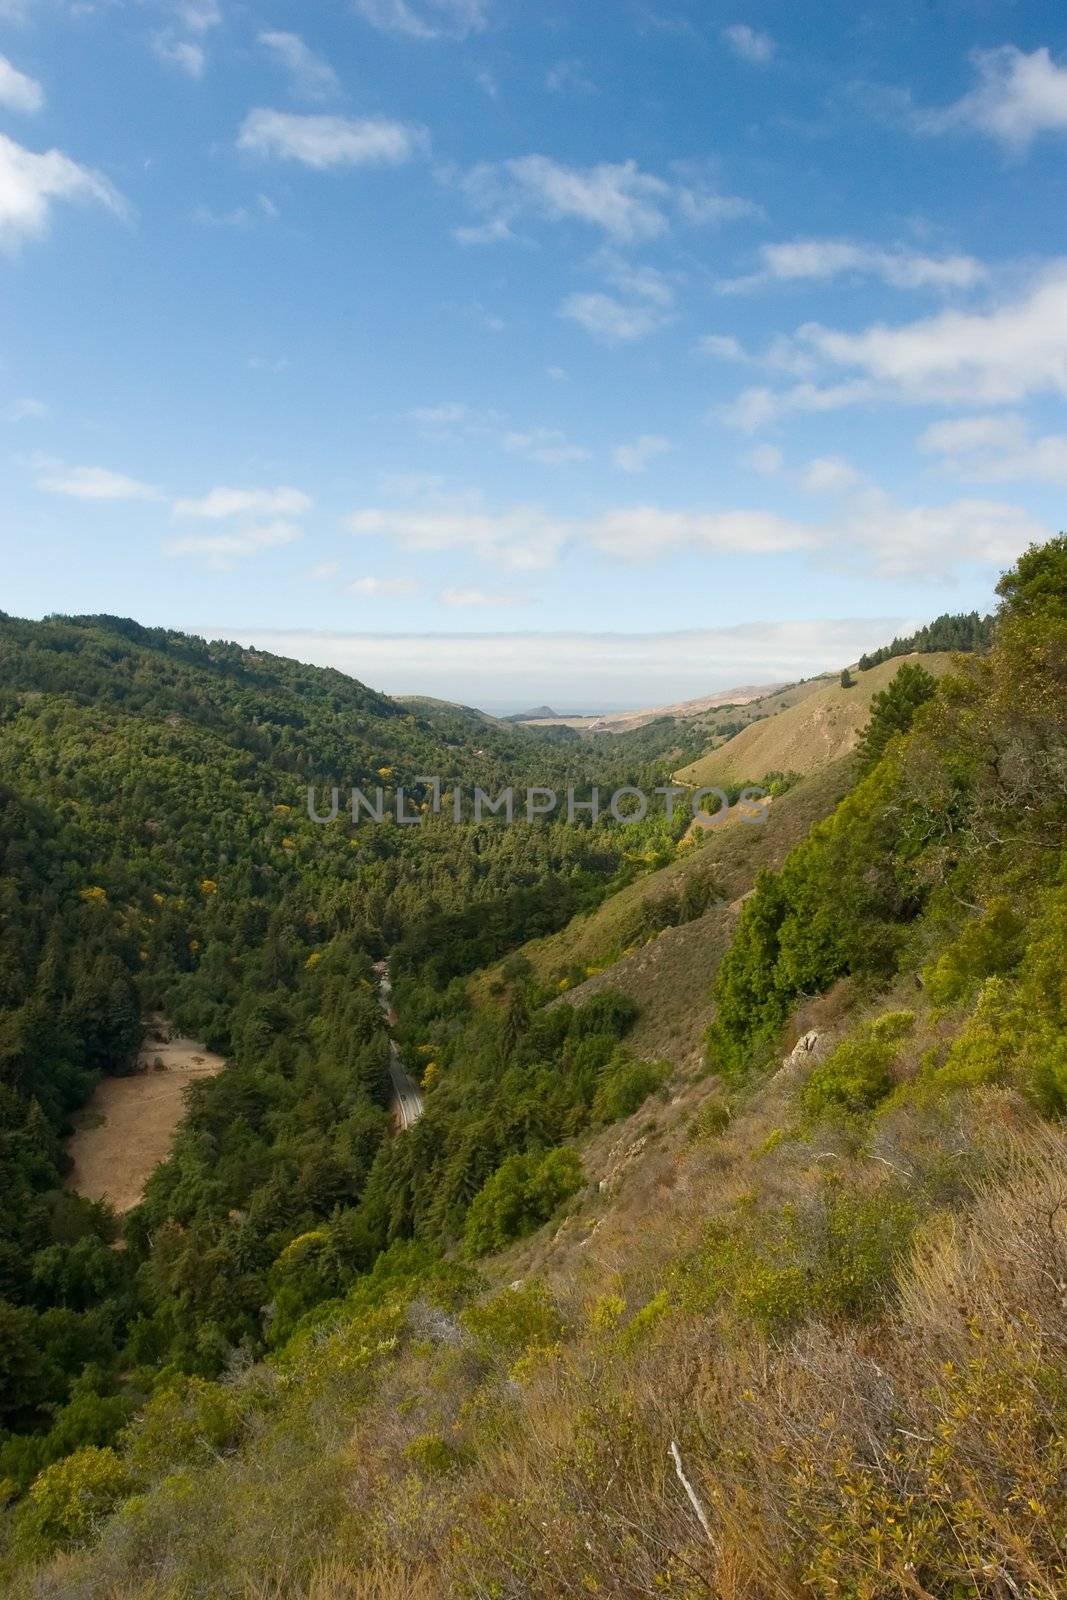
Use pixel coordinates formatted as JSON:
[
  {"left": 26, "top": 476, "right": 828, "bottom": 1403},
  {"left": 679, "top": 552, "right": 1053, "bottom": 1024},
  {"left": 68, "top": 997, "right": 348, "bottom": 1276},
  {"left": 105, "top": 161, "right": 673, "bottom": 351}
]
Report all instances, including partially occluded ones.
[
  {"left": 0, "top": 611, "right": 703, "bottom": 1502},
  {"left": 0, "top": 552, "right": 1063, "bottom": 1598}
]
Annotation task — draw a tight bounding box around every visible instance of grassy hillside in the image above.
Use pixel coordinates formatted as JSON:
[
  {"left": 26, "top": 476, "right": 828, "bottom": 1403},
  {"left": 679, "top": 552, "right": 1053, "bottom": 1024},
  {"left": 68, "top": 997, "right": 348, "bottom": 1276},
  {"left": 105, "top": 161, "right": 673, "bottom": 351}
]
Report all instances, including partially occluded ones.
[
  {"left": 5, "top": 539, "right": 1063, "bottom": 1599},
  {"left": 675, "top": 651, "right": 956, "bottom": 787},
  {"left": 472, "top": 759, "right": 852, "bottom": 1067}
]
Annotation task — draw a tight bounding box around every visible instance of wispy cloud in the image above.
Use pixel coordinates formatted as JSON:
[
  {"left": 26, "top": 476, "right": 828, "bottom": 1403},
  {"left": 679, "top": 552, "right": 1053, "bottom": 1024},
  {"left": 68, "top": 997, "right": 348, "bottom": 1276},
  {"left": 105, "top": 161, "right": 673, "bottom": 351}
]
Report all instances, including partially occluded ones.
[
  {"left": 919, "top": 412, "right": 1067, "bottom": 484},
  {"left": 35, "top": 460, "right": 161, "bottom": 501},
  {"left": 0, "top": 54, "right": 43, "bottom": 114},
  {"left": 238, "top": 110, "right": 425, "bottom": 168},
  {"left": 719, "top": 237, "right": 987, "bottom": 294},
  {"left": 722, "top": 23, "right": 775, "bottom": 64},
  {"left": 348, "top": 575, "right": 421, "bottom": 596},
  {"left": 801, "top": 455, "right": 863, "bottom": 493},
  {"left": 259, "top": 31, "right": 340, "bottom": 102},
  {"left": 346, "top": 481, "right": 1044, "bottom": 582},
  {"left": 347, "top": 495, "right": 566, "bottom": 570},
  {"left": 502, "top": 426, "right": 589, "bottom": 465},
  {"left": 546, "top": 58, "right": 596, "bottom": 95},
  {"left": 918, "top": 45, "right": 1067, "bottom": 151},
  {"left": 173, "top": 485, "right": 312, "bottom": 518},
  {"left": 351, "top": 0, "right": 489, "bottom": 41},
  {"left": 612, "top": 435, "right": 671, "bottom": 472},
  {"left": 164, "top": 521, "right": 301, "bottom": 570},
  {"left": 3, "top": 395, "right": 46, "bottom": 421},
  {"left": 153, "top": 37, "right": 205, "bottom": 77},
  {"left": 453, "top": 154, "right": 758, "bottom": 245},
  {"left": 560, "top": 291, "right": 671, "bottom": 344},
  {"left": 718, "top": 262, "right": 1067, "bottom": 427},
  {"left": 0, "top": 132, "right": 125, "bottom": 249}
]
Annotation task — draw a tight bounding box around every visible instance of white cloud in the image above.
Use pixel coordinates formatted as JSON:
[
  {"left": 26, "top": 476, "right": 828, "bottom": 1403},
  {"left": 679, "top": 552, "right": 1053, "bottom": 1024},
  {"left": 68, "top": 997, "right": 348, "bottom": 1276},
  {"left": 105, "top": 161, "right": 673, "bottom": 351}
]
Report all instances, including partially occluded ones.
[
  {"left": 175, "top": 1, "right": 220, "bottom": 31},
  {"left": 35, "top": 462, "right": 161, "bottom": 501},
  {"left": 164, "top": 521, "right": 301, "bottom": 570},
  {"left": 802, "top": 455, "right": 863, "bottom": 493},
  {"left": 588, "top": 506, "right": 815, "bottom": 560},
  {"left": 838, "top": 489, "right": 1044, "bottom": 579},
  {"left": 237, "top": 110, "right": 424, "bottom": 169},
  {"left": 440, "top": 585, "right": 528, "bottom": 607},
  {"left": 722, "top": 23, "right": 775, "bottom": 64},
  {"left": 347, "top": 497, "right": 566, "bottom": 570},
  {"left": 546, "top": 58, "right": 596, "bottom": 95},
  {"left": 173, "top": 485, "right": 312, "bottom": 518},
  {"left": 346, "top": 479, "right": 1043, "bottom": 583},
  {"left": 351, "top": 0, "right": 488, "bottom": 41},
  {"left": 308, "top": 559, "right": 341, "bottom": 580},
  {"left": 502, "top": 426, "right": 589, "bottom": 465},
  {"left": 613, "top": 435, "right": 671, "bottom": 473},
  {"left": 154, "top": 38, "right": 205, "bottom": 77},
  {"left": 259, "top": 31, "right": 339, "bottom": 101},
  {"left": 798, "top": 263, "right": 1067, "bottom": 407},
  {"left": 697, "top": 332, "right": 751, "bottom": 361},
  {"left": 220, "top": 617, "right": 911, "bottom": 707},
  {"left": 919, "top": 412, "right": 1067, "bottom": 484},
  {"left": 454, "top": 155, "right": 758, "bottom": 244},
  {"left": 3, "top": 395, "right": 46, "bottom": 421},
  {"left": 0, "top": 55, "right": 43, "bottom": 114},
  {"left": 718, "top": 379, "right": 880, "bottom": 431},
  {"left": 0, "top": 133, "right": 125, "bottom": 249},
  {"left": 921, "top": 45, "right": 1067, "bottom": 151},
  {"left": 560, "top": 291, "right": 671, "bottom": 344},
  {"left": 348, "top": 575, "right": 421, "bottom": 596},
  {"left": 742, "top": 443, "right": 783, "bottom": 476},
  {"left": 719, "top": 237, "right": 987, "bottom": 294}
]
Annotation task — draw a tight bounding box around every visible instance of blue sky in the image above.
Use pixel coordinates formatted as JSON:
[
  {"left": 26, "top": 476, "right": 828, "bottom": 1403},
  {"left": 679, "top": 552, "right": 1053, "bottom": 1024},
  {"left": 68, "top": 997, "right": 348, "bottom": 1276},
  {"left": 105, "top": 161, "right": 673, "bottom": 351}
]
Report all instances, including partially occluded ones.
[{"left": 2, "top": 0, "right": 1066, "bottom": 708}]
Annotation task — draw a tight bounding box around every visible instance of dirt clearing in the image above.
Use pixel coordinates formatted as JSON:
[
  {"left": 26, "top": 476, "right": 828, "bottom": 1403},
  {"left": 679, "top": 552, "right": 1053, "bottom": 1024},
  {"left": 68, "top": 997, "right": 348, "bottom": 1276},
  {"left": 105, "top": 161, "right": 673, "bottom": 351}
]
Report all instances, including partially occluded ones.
[{"left": 66, "top": 1020, "right": 226, "bottom": 1213}]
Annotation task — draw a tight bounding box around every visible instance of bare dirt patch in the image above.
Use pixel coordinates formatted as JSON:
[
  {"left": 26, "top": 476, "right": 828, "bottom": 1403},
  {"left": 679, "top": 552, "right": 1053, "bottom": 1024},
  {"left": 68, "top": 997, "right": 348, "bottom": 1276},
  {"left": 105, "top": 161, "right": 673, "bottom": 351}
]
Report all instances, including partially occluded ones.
[{"left": 66, "top": 1020, "right": 226, "bottom": 1213}]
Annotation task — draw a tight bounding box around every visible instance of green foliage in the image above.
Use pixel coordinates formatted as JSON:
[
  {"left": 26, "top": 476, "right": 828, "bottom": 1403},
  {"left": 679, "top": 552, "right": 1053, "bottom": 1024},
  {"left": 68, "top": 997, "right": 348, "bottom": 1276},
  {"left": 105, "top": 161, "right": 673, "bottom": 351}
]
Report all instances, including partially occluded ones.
[
  {"left": 12, "top": 1443, "right": 133, "bottom": 1555},
  {"left": 463, "top": 1146, "right": 584, "bottom": 1257},
  {"left": 802, "top": 1013, "right": 914, "bottom": 1120},
  {"left": 460, "top": 1282, "right": 565, "bottom": 1357},
  {"left": 854, "top": 661, "right": 938, "bottom": 776},
  {"left": 684, "top": 1184, "right": 918, "bottom": 1336},
  {"left": 923, "top": 897, "right": 1027, "bottom": 1005},
  {"left": 591, "top": 1054, "right": 668, "bottom": 1122},
  {"left": 857, "top": 610, "right": 994, "bottom": 671}
]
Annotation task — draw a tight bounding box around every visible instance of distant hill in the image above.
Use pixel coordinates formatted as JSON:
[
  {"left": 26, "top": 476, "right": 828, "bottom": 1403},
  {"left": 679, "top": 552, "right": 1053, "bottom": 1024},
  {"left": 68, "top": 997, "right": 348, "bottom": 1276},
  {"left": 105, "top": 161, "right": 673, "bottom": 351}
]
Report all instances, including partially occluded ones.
[
  {"left": 517, "top": 681, "right": 791, "bottom": 734},
  {"left": 674, "top": 652, "right": 958, "bottom": 787},
  {"left": 507, "top": 704, "right": 562, "bottom": 721}
]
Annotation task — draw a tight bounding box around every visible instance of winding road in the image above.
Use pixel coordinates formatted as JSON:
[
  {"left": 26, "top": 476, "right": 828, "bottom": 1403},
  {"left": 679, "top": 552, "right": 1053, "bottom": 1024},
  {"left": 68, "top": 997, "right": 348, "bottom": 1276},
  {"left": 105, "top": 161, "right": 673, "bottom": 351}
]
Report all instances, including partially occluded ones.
[{"left": 373, "top": 961, "right": 424, "bottom": 1130}]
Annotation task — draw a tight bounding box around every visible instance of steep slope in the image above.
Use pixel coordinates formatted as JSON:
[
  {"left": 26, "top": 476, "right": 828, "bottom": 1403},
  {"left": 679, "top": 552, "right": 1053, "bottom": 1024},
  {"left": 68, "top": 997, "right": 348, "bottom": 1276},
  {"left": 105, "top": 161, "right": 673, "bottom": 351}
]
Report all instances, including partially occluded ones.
[
  {"left": 675, "top": 651, "right": 956, "bottom": 786},
  {"left": 473, "top": 759, "right": 851, "bottom": 1067}
]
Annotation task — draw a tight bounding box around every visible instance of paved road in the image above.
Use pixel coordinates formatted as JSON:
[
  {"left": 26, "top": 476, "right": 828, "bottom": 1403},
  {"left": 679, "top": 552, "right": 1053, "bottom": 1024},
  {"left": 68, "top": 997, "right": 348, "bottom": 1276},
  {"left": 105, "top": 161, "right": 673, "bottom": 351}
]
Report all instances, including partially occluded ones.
[{"left": 373, "top": 961, "right": 424, "bottom": 1129}]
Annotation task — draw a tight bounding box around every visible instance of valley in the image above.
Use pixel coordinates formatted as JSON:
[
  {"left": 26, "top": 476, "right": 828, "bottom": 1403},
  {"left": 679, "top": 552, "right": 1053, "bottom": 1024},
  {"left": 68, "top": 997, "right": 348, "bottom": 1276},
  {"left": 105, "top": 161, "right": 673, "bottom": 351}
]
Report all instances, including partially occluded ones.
[{"left": 0, "top": 557, "right": 1063, "bottom": 1600}]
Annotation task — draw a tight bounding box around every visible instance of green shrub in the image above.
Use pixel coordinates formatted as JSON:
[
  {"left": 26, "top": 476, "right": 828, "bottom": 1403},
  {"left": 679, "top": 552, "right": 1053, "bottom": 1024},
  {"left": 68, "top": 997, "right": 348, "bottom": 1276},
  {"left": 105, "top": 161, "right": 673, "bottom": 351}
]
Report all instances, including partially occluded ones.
[
  {"left": 592, "top": 1054, "right": 668, "bottom": 1121},
  {"left": 802, "top": 1022, "right": 908, "bottom": 1120},
  {"left": 461, "top": 1283, "right": 565, "bottom": 1357},
  {"left": 13, "top": 1445, "right": 133, "bottom": 1555},
  {"left": 923, "top": 898, "right": 1027, "bottom": 1005},
  {"left": 463, "top": 1146, "right": 583, "bottom": 1257},
  {"left": 689, "top": 1096, "right": 730, "bottom": 1142}
]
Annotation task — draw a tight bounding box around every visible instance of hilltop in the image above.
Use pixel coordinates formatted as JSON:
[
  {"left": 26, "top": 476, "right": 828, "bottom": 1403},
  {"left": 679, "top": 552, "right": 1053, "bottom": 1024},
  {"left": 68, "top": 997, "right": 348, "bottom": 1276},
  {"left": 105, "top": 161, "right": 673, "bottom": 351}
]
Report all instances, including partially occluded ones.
[{"left": 675, "top": 650, "right": 957, "bottom": 787}]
